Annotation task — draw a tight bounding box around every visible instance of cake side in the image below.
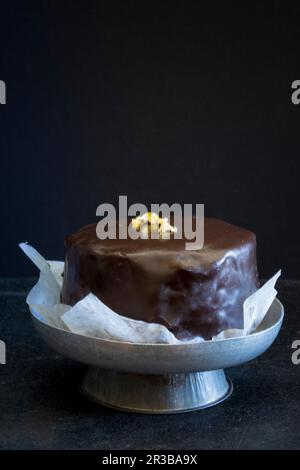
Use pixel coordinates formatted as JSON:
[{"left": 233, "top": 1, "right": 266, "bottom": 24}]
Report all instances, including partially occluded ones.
[{"left": 61, "top": 218, "right": 259, "bottom": 339}]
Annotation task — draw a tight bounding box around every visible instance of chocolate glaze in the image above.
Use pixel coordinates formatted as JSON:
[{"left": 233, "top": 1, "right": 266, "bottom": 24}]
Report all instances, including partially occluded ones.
[{"left": 61, "top": 218, "right": 259, "bottom": 340}]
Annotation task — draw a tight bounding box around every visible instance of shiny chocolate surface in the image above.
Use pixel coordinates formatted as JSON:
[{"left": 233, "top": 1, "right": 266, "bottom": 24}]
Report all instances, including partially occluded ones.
[{"left": 61, "top": 218, "right": 259, "bottom": 339}]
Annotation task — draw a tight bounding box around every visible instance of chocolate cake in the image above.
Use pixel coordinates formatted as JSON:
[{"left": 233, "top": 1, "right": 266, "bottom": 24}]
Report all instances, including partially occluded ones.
[{"left": 61, "top": 218, "right": 259, "bottom": 340}]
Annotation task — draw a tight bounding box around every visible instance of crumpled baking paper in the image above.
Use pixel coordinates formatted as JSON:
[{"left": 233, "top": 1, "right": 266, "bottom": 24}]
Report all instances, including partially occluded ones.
[{"left": 19, "top": 243, "right": 281, "bottom": 344}]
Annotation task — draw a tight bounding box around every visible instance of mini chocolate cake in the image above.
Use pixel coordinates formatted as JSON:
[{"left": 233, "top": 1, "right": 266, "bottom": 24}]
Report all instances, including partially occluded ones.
[{"left": 61, "top": 218, "right": 259, "bottom": 340}]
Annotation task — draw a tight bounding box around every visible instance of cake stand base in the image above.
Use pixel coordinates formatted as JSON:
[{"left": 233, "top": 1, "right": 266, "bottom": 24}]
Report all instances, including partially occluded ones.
[{"left": 80, "top": 367, "right": 233, "bottom": 414}]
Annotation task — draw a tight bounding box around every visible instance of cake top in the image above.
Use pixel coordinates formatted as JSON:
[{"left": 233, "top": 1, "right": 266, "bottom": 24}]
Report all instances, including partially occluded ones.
[{"left": 65, "top": 218, "right": 255, "bottom": 267}]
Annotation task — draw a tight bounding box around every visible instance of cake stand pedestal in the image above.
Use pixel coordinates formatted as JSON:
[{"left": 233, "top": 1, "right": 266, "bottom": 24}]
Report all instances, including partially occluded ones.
[{"left": 81, "top": 368, "right": 233, "bottom": 413}]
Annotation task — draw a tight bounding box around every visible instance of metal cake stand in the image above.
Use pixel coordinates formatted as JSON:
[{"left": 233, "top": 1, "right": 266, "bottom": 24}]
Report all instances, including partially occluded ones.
[{"left": 30, "top": 299, "right": 284, "bottom": 414}]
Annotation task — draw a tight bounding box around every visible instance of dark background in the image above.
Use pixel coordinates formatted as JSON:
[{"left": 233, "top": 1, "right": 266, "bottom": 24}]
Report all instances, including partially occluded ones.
[{"left": 0, "top": 1, "right": 299, "bottom": 277}]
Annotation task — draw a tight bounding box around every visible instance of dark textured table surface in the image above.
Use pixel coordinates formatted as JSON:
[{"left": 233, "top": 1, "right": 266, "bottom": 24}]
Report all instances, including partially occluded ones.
[{"left": 0, "top": 279, "right": 299, "bottom": 450}]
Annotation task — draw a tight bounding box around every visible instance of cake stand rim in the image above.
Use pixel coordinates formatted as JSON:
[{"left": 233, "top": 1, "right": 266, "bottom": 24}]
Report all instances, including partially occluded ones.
[
  {"left": 29, "top": 297, "right": 284, "bottom": 348},
  {"left": 30, "top": 298, "right": 283, "bottom": 374}
]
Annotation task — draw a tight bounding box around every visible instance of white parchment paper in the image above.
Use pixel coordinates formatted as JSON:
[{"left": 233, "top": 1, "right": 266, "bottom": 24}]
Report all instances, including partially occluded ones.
[{"left": 19, "top": 243, "right": 281, "bottom": 344}]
